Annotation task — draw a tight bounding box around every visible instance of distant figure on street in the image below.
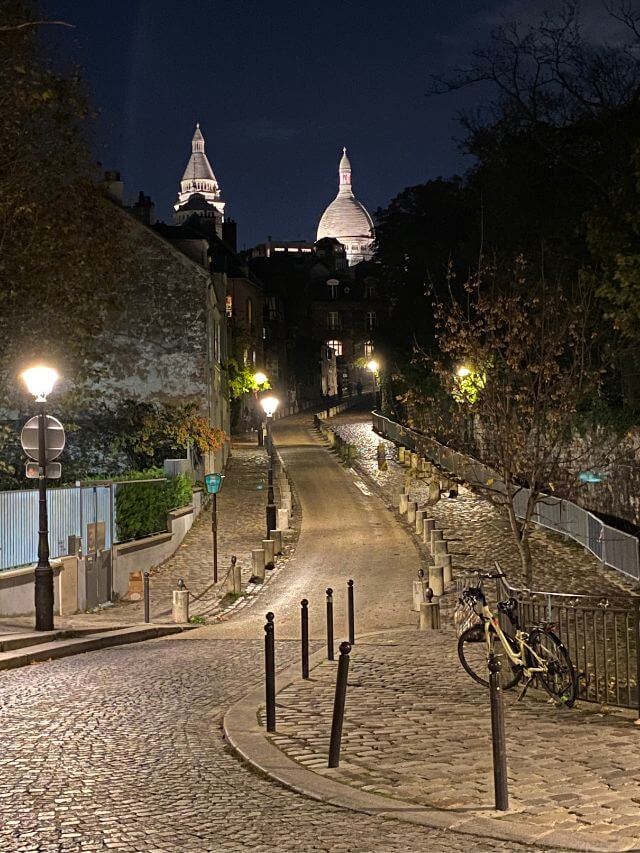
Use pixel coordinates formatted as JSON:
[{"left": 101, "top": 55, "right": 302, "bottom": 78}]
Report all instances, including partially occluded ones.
[
  {"left": 356, "top": 381, "right": 363, "bottom": 396},
  {"left": 337, "top": 383, "right": 343, "bottom": 399}
]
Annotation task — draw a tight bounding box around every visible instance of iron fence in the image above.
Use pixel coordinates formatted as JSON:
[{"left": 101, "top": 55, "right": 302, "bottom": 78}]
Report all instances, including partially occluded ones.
[
  {"left": 457, "top": 571, "right": 640, "bottom": 712},
  {"left": 373, "top": 412, "right": 640, "bottom": 581}
]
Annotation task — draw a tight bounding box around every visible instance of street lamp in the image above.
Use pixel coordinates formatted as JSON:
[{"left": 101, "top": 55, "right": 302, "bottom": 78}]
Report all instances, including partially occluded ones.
[
  {"left": 456, "top": 365, "right": 471, "bottom": 378},
  {"left": 204, "top": 473, "right": 224, "bottom": 583},
  {"left": 366, "top": 359, "right": 381, "bottom": 410},
  {"left": 21, "top": 364, "right": 60, "bottom": 631},
  {"left": 260, "top": 395, "right": 279, "bottom": 536},
  {"left": 253, "top": 372, "right": 269, "bottom": 446}
]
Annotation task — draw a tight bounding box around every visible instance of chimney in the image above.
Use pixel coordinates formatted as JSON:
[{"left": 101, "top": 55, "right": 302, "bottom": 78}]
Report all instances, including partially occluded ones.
[
  {"left": 222, "top": 218, "right": 237, "bottom": 252},
  {"left": 103, "top": 170, "right": 124, "bottom": 204},
  {"left": 132, "top": 191, "right": 156, "bottom": 226}
]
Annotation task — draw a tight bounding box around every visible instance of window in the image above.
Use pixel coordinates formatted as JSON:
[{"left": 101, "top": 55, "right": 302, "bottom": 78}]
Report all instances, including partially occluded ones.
[
  {"left": 366, "top": 311, "right": 377, "bottom": 331},
  {"left": 247, "top": 298, "right": 253, "bottom": 326},
  {"left": 326, "top": 339, "right": 343, "bottom": 357},
  {"left": 364, "top": 340, "right": 374, "bottom": 358},
  {"left": 365, "top": 282, "right": 377, "bottom": 298},
  {"left": 225, "top": 295, "right": 233, "bottom": 317},
  {"left": 327, "top": 311, "right": 340, "bottom": 330},
  {"left": 327, "top": 279, "right": 339, "bottom": 300},
  {"left": 267, "top": 295, "right": 277, "bottom": 321}
]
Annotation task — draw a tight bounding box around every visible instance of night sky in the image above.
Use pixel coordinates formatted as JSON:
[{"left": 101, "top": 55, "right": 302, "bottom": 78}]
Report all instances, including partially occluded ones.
[{"left": 42, "top": 0, "right": 617, "bottom": 248}]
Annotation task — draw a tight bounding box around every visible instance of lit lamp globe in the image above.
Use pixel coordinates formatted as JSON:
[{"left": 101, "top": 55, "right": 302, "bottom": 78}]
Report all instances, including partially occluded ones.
[
  {"left": 21, "top": 365, "right": 59, "bottom": 402},
  {"left": 366, "top": 359, "right": 380, "bottom": 373},
  {"left": 253, "top": 371, "right": 268, "bottom": 387},
  {"left": 260, "top": 396, "right": 279, "bottom": 418},
  {"left": 456, "top": 365, "right": 471, "bottom": 378}
]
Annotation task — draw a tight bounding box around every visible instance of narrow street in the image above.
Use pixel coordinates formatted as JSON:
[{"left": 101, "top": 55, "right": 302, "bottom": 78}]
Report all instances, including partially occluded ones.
[{"left": 0, "top": 413, "right": 565, "bottom": 852}]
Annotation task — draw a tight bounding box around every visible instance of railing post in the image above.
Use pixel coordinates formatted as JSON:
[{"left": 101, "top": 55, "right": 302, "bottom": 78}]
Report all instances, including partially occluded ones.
[
  {"left": 301, "top": 598, "right": 309, "bottom": 679},
  {"left": 328, "top": 641, "right": 351, "bottom": 768},
  {"left": 326, "top": 587, "right": 334, "bottom": 661},
  {"left": 143, "top": 571, "right": 150, "bottom": 623},
  {"left": 488, "top": 653, "right": 509, "bottom": 811},
  {"left": 347, "top": 579, "right": 355, "bottom": 646},
  {"left": 265, "top": 612, "right": 276, "bottom": 733}
]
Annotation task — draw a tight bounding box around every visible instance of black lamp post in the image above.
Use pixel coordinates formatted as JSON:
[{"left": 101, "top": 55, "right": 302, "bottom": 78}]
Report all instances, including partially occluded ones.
[
  {"left": 21, "top": 365, "right": 60, "bottom": 632},
  {"left": 260, "top": 395, "right": 279, "bottom": 537}
]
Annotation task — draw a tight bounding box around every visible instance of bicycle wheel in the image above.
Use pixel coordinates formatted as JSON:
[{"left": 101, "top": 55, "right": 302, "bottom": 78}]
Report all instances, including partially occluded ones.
[
  {"left": 458, "top": 624, "right": 522, "bottom": 690},
  {"left": 527, "top": 628, "right": 577, "bottom": 707}
]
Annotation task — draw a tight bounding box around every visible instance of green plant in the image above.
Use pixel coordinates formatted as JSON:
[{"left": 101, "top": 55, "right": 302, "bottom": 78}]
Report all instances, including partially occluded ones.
[
  {"left": 188, "top": 615, "right": 206, "bottom": 625},
  {"left": 114, "top": 470, "right": 192, "bottom": 542}
]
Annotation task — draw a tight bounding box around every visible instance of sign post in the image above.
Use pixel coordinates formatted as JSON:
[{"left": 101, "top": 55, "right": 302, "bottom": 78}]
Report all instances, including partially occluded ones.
[
  {"left": 204, "top": 473, "right": 224, "bottom": 583},
  {"left": 20, "top": 412, "right": 66, "bottom": 632}
]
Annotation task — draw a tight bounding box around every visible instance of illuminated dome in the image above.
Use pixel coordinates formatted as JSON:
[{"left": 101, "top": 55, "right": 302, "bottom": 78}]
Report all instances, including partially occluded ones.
[
  {"left": 174, "top": 123, "right": 225, "bottom": 220},
  {"left": 316, "top": 148, "right": 374, "bottom": 266}
]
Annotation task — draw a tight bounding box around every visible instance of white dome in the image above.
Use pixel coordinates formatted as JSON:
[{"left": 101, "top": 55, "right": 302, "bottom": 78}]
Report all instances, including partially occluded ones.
[{"left": 316, "top": 148, "right": 374, "bottom": 265}]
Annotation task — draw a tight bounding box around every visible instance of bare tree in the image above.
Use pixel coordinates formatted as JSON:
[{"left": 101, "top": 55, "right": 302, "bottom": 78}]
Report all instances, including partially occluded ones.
[{"left": 427, "top": 258, "right": 621, "bottom": 584}]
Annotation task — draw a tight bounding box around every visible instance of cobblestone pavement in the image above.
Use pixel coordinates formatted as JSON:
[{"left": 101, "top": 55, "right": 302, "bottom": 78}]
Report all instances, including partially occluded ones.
[
  {"left": 332, "top": 414, "right": 637, "bottom": 598},
  {"left": 0, "top": 635, "right": 558, "bottom": 853},
  {"left": 0, "top": 437, "right": 293, "bottom": 633},
  {"left": 271, "top": 628, "right": 640, "bottom": 851}
]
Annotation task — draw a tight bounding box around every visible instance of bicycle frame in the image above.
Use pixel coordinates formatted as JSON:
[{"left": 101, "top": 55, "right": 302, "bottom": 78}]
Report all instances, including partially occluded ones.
[{"left": 479, "top": 602, "right": 549, "bottom": 678}]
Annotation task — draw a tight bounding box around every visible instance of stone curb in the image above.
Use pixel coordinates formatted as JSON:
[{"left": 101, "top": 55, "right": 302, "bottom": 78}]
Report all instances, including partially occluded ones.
[
  {"left": 0, "top": 624, "right": 193, "bottom": 671},
  {"left": 224, "top": 637, "right": 638, "bottom": 853}
]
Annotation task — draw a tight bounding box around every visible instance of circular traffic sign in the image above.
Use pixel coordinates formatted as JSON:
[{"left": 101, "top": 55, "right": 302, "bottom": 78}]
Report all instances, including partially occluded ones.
[{"left": 20, "top": 415, "right": 66, "bottom": 463}]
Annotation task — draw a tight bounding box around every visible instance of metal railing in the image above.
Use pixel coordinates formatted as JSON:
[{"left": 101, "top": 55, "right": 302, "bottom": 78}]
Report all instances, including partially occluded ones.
[
  {"left": 0, "top": 477, "right": 172, "bottom": 572},
  {"left": 457, "top": 571, "right": 640, "bottom": 712},
  {"left": 373, "top": 411, "right": 640, "bottom": 581}
]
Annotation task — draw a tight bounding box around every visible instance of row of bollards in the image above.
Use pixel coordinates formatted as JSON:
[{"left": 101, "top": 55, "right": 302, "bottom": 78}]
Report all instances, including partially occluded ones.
[
  {"left": 264, "top": 579, "right": 356, "bottom": 765},
  {"left": 396, "top": 441, "right": 509, "bottom": 811}
]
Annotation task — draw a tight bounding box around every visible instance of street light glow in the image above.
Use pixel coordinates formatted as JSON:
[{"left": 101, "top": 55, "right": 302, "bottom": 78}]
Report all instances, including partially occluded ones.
[
  {"left": 456, "top": 365, "right": 471, "bottom": 378},
  {"left": 253, "top": 371, "right": 268, "bottom": 386},
  {"left": 366, "top": 359, "right": 379, "bottom": 373},
  {"left": 21, "top": 365, "right": 59, "bottom": 402},
  {"left": 260, "top": 395, "right": 279, "bottom": 418}
]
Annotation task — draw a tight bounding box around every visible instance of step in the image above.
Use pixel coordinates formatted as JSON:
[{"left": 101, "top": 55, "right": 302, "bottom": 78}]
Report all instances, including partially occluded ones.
[
  {"left": 0, "top": 627, "right": 116, "bottom": 654},
  {"left": 0, "top": 624, "right": 191, "bottom": 671}
]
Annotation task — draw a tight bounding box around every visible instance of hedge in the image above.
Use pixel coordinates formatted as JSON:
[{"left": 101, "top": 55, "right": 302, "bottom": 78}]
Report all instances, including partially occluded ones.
[{"left": 115, "top": 471, "right": 192, "bottom": 542}]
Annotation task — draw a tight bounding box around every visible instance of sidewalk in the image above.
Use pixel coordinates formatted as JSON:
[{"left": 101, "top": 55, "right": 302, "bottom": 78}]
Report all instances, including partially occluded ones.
[
  {"left": 332, "top": 414, "right": 638, "bottom": 598},
  {"left": 0, "top": 435, "right": 296, "bottom": 635},
  {"left": 253, "top": 627, "right": 640, "bottom": 853}
]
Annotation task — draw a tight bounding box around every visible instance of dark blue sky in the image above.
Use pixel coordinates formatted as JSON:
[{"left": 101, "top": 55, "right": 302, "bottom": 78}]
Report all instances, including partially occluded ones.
[{"left": 42, "top": 0, "right": 610, "bottom": 248}]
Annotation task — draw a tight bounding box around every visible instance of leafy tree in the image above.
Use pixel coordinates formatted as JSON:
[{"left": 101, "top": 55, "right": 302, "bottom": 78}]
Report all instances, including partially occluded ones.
[
  {"left": 0, "top": 0, "right": 134, "bottom": 406},
  {"left": 113, "top": 401, "right": 226, "bottom": 470}
]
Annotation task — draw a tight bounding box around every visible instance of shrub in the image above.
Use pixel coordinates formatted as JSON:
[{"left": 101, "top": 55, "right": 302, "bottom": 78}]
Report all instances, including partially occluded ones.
[{"left": 115, "top": 470, "right": 192, "bottom": 542}]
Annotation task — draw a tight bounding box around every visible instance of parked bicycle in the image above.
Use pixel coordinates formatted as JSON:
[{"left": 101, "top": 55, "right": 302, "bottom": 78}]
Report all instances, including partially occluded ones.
[{"left": 457, "top": 571, "right": 578, "bottom": 706}]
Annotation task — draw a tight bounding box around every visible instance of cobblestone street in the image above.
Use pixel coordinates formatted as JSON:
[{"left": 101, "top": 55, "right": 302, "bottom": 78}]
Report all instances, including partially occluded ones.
[
  {"left": 0, "top": 636, "right": 553, "bottom": 853},
  {"left": 271, "top": 627, "right": 640, "bottom": 852},
  {"left": 2, "top": 411, "right": 637, "bottom": 851}
]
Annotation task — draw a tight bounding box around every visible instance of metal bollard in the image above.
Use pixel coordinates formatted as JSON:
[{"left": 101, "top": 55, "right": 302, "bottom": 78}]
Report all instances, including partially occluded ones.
[
  {"left": 301, "top": 599, "right": 309, "bottom": 679},
  {"left": 266, "top": 500, "right": 277, "bottom": 539},
  {"left": 143, "top": 571, "right": 150, "bottom": 623},
  {"left": 488, "top": 653, "right": 509, "bottom": 810},
  {"left": 265, "top": 612, "right": 276, "bottom": 733},
  {"left": 328, "top": 641, "right": 351, "bottom": 768},
  {"left": 326, "top": 587, "right": 334, "bottom": 661},
  {"left": 347, "top": 579, "right": 355, "bottom": 646}
]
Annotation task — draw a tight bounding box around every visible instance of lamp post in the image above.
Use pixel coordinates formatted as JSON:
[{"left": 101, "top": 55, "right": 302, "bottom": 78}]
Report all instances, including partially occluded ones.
[
  {"left": 21, "top": 365, "right": 59, "bottom": 632},
  {"left": 366, "top": 359, "right": 381, "bottom": 411},
  {"left": 204, "top": 473, "right": 224, "bottom": 583},
  {"left": 253, "top": 372, "right": 268, "bottom": 447},
  {"left": 260, "top": 395, "right": 279, "bottom": 536}
]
